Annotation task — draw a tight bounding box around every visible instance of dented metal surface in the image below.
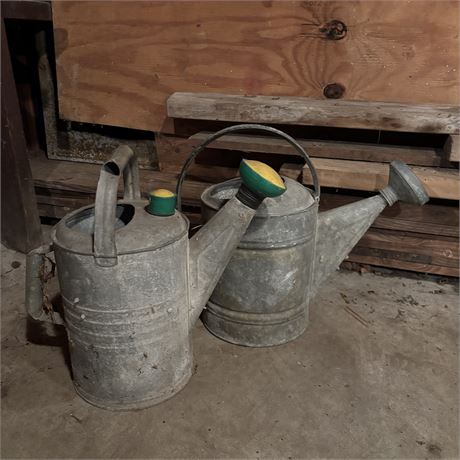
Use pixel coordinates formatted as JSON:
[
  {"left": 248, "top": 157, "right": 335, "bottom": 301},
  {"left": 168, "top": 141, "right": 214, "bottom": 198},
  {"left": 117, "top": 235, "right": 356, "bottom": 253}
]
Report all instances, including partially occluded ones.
[{"left": 201, "top": 161, "right": 429, "bottom": 347}]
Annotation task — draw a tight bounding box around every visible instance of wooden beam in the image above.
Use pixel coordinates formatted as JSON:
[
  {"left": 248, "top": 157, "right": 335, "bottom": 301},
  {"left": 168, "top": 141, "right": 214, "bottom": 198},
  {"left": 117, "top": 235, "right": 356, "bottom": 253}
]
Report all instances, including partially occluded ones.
[
  {"left": 444, "top": 135, "right": 460, "bottom": 162},
  {"left": 346, "top": 252, "right": 458, "bottom": 278},
  {"left": 189, "top": 132, "right": 444, "bottom": 167},
  {"left": 30, "top": 157, "right": 209, "bottom": 208},
  {"left": 354, "top": 229, "right": 458, "bottom": 269},
  {"left": 156, "top": 132, "right": 458, "bottom": 199},
  {"left": 167, "top": 93, "right": 460, "bottom": 134},
  {"left": 319, "top": 194, "right": 458, "bottom": 239},
  {"left": 298, "top": 159, "right": 459, "bottom": 200},
  {"left": 1, "top": 23, "right": 42, "bottom": 253}
]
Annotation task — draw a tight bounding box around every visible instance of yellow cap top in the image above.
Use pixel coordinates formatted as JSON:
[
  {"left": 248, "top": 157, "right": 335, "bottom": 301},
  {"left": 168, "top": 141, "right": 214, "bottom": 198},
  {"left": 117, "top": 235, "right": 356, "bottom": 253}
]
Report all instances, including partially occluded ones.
[
  {"left": 242, "top": 160, "right": 285, "bottom": 189},
  {"left": 149, "top": 188, "right": 175, "bottom": 198}
]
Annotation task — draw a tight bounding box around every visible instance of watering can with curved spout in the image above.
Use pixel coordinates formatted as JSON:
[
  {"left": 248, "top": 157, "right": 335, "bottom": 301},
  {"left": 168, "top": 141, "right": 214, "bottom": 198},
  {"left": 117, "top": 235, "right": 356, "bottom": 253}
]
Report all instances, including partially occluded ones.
[
  {"left": 25, "top": 143, "right": 285, "bottom": 410},
  {"left": 188, "top": 124, "right": 430, "bottom": 348}
]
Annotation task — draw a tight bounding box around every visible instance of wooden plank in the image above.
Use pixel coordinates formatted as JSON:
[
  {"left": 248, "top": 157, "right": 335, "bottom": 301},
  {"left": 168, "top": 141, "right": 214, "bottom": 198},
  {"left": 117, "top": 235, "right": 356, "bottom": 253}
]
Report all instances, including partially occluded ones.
[
  {"left": 346, "top": 252, "right": 459, "bottom": 278},
  {"left": 168, "top": 93, "right": 460, "bottom": 134},
  {"left": 188, "top": 132, "right": 444, "bottom": 166},
  {"left": 279, "top": 164, "right": 301, "bottom": 181},
  {"left": 30, "top": 157, "right": 208, "bottom": 208},
  {"left": 319, "top": 194, "right": 459, "bottom": 239},
  {"left": 444, "top": 135, "right": 460, "bottom": 162},
  {"left": 299, "top": 159, "right": 459, "bottom": 200},
  {"left": 156, "top": 133, "right": 458, "bottom": 199},
  {"left": 354, "top": 229, "right": 458, "bottom": 269},
  {"left": 1, "top": 24, "right": 42, "bottom": 253},
  {"left": 53, "top": 1, "right": 459, "bottom": 132}
]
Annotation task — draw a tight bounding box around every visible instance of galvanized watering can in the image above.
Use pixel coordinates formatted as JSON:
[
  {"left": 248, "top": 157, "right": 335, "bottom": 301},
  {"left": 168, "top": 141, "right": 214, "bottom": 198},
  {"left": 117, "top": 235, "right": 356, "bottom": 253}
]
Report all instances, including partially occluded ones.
[
  {"left": 25, "top": 144, "right": 285, "bottom": 410},
  {"left": 181, "top": 124, "right": 430, "bottom": 347}
]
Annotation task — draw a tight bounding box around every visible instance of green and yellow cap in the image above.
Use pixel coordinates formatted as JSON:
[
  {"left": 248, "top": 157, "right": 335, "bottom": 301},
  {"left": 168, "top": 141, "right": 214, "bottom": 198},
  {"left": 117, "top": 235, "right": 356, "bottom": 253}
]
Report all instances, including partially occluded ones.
[
  {"left": 239, "top": 159, "right": 286, "bottom": 198},
  {"left": 147, "top": 189, "right": 176, "bottom": 216}
]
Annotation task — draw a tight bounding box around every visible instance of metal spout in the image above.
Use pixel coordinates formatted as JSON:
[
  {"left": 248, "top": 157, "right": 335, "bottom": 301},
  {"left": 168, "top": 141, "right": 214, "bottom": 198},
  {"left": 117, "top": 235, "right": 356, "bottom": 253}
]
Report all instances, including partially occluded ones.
[
  {"left": 312, "top": 160, "right": 429, "bottom": 297},
  {"left": 188, "top": 195, "right": 258, "bottom": 327}
]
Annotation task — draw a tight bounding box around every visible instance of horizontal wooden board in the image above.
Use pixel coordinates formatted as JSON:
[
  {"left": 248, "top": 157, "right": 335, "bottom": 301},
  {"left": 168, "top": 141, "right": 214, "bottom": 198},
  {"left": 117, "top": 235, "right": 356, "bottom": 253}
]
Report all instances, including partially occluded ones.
[
  {"left": 30, "top": 157, "right": 209, "bottom": 208},
  {"left": 299, "top": 159, "right": 459, "bottom": 200},
  {"left": 188, "top": 132, "right": 445, "bottom": 166},
  {"left": 53, "top": 1, "right": 459, "bottom": 132},
  {"left": 319, "top": 194, "right": 458, "bottom": 239},
  {"left": 168, "top": 93, "right": 460, "bottom": 134},
  {"left": 346, "top": 252, "right": 459, "bottom": 278},
  {"left": 354, "top": 229, "right": 458, "bottom": 269},
  {"left": 156, "top": 134, "right": 459, "bottom": 199}
]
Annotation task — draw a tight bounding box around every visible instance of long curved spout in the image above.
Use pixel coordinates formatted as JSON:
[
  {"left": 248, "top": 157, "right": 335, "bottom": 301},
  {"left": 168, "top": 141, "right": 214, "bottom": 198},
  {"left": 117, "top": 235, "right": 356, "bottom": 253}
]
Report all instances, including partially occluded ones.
[
  {"left": 188, "top": 160, "right": 286, "bottom": 328},
  {"left": 188, "top": 196, "right": 257, "bottom": 326},
  {"left": 311, "top": 160, "right": 429, "bottom": 298}
]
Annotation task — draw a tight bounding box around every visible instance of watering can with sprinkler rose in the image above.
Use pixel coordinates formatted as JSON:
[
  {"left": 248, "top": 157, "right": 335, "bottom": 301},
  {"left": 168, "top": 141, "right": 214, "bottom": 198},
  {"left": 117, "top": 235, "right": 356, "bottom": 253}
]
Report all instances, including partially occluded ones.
[
  {"left": 176, "top": 124, "right": 430, "bottom": 347},
  {"left": 25, "top": 142, "right": 286, "bottom": 409}
]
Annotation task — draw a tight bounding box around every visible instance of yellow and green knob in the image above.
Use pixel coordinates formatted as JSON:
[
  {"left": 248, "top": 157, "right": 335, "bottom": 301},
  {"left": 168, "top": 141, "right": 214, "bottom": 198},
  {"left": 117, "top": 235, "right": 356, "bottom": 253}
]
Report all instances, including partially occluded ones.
[
  {"left": 147, "top": 189, "right": 177, "bottom": 216},
  {"left": 239, "top": 159, "right": 286, "bottom": 198}
]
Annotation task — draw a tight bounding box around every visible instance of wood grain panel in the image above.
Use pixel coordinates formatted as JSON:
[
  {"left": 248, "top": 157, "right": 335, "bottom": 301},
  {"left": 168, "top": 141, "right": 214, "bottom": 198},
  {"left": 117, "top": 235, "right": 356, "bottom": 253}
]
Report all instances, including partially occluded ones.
[{"left": 53, "top": 1, "right": 460, "bottom": 132}]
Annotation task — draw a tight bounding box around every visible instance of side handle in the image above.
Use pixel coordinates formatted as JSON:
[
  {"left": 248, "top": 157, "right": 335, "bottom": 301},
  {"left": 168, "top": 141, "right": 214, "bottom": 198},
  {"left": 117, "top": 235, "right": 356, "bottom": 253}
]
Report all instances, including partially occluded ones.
[
  {"left": 93, "top": 145, "right": 141, "bottom": 267},
  {"left": 25, "top": 244, "right": 64, "bottom": 325}
]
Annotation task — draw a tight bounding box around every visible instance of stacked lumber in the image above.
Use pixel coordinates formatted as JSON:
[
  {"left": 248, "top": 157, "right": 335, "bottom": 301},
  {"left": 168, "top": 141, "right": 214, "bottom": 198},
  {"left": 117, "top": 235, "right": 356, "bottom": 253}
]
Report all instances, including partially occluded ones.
[
  {"left": 151, "top": 137, "right": 459, "bottom": 276},
  {"left": 31, "top": 92, "right": 459, "bottom": 277},
  {"left": 31, "top": 154, "right": 459, "bottom": 277},
  {"left": 156, "top": 92, "right": 458, "bottom": 276}
]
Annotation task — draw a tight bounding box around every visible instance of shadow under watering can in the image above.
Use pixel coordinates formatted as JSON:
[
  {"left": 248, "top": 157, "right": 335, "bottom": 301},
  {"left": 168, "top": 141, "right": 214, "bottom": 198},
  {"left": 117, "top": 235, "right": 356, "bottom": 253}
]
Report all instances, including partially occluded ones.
[{"left": 188, "top": 124, "right": 430, "bottom": 347}]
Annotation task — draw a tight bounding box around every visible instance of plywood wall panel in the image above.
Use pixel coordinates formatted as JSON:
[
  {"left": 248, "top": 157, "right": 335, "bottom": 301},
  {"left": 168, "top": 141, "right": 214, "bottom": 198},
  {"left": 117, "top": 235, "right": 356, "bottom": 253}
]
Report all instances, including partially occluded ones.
[{"left": 53, "top": 1, "right": 460, "bottom": 132}]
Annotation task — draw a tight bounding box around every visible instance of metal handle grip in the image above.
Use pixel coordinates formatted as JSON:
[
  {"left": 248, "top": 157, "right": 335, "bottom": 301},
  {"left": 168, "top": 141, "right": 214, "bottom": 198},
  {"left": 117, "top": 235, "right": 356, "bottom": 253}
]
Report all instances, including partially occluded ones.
[
  {"left": 94, "top": 145, "right": 141, "bottom": 266},
  {"left": 175, "top": 124, "right": 321, "bottom": 210},
  {"left": 25, "top": 243, "right": 64, "bottom": 325}
]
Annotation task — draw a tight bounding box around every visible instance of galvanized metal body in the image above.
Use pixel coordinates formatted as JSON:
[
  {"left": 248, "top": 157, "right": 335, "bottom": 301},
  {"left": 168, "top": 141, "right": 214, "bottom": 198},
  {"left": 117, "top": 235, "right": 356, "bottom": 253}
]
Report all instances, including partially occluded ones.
[
  {"left": 201, "top": 178, "right": 318, "bottom": 347},
  {"left": 52, "top": 201, "right": 192, "bottom": 409},
  {"left": 201, "top": 161, "right": 429, "bottom": 347}
]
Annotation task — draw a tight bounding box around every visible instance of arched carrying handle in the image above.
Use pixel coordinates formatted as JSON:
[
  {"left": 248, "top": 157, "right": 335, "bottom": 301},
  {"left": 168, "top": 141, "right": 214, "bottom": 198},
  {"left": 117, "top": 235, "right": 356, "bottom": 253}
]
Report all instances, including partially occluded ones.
[
  {"left": 94, "top": 145, "right": 141, "bottom": 267},
  {"left": 175, "top": 124, "right": 320, "bottom": 210}
]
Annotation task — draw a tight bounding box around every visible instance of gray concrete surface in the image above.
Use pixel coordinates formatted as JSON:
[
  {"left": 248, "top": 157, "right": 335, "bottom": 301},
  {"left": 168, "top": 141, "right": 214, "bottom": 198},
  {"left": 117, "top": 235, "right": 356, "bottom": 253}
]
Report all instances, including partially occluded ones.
[{"left": 1, "top": 242, "right": 458, "bottom": 459}]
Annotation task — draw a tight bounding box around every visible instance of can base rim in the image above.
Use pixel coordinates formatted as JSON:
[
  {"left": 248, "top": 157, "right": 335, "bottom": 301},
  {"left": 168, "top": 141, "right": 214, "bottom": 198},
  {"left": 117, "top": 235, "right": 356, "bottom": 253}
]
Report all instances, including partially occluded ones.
[
  {"left": 73, "top": 368, "right": 193, "bottom": 411},
  {"left": 202, "top": 320, "right": 308, "bottom": 348}
]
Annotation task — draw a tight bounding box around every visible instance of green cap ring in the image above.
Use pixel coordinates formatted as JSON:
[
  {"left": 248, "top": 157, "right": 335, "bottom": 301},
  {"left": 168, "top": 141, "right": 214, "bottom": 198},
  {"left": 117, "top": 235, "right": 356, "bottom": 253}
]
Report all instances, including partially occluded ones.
[
  {"left": 147, "top": 189, "right": 177, "bottom": 216},
  {"left": 239, "top": 159, "right": 286, "bottom": 198}
]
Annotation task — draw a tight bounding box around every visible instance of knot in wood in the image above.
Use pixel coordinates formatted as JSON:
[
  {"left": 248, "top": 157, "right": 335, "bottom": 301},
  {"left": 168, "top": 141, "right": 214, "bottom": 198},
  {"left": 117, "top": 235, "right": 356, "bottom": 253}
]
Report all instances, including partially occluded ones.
[
  {"left": 323, "top": 83, "right": 346, "bottom": 99},
  {"left": 319, "top": 20, "right": 347, "bottom": 40}
]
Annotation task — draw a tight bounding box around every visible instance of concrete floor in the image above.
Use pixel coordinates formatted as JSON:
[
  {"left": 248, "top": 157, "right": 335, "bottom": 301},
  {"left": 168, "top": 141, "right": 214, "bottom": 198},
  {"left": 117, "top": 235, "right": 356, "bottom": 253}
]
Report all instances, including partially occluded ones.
[{"left": 1, "top": 242, "right": 458, "bottom": 459}]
